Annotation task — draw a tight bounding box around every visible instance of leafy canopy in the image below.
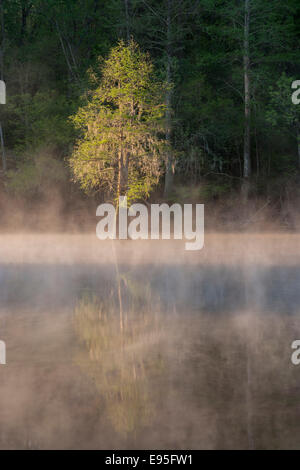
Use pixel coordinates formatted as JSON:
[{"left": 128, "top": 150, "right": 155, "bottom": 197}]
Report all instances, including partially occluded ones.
[{"left": 70, "top": 40, "right": 167, "bottom": 202}]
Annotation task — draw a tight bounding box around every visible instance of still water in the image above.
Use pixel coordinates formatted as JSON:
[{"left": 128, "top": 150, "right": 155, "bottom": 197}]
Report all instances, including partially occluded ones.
[{"left": 0, "top": 233, "right": 299, "bottom": 449}]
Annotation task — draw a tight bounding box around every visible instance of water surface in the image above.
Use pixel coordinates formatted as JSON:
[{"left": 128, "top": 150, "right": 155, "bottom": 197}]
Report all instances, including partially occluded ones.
[{"left": 0, "top": 233, "right": 299, "bottom": 449}]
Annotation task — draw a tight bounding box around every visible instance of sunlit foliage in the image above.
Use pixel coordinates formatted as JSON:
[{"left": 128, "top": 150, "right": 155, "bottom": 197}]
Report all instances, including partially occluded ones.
[{"left": 70, "top": 40, "right": 167, "bottom": 202}]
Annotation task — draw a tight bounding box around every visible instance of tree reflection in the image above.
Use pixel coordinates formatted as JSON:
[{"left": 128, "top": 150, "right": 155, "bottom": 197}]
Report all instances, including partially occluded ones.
[{"left": 73, "top": 275, "right": 167, "bottom": 437}]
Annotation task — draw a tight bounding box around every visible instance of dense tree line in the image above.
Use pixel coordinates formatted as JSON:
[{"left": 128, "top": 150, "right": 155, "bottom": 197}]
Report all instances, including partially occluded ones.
[{"left": 0, "top": 0, "right": 299, "bottom": 209}]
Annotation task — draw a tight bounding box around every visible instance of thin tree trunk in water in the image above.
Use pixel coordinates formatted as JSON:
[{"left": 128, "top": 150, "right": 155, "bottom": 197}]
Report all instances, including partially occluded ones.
[
  {"left": 246, "top": 340, "right": 254, "bottom": 449},
  {"left": 116, "top": 141, "right": 128, "bottom": 333},
  {"left": 242, "top": 0, "right": 251, "bottom": 199},
  {"left": 164, "top": 0, "right": 174, "bottom": 196}
]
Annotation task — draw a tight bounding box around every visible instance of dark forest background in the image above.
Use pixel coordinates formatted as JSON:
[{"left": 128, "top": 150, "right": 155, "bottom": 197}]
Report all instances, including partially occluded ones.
[{"left": 0, "top": 0, "right": 300, "bottom": 230}]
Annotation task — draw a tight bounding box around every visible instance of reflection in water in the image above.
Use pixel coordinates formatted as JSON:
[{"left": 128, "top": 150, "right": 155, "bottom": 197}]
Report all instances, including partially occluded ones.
[
  {"left": 0, "top": 234, "right": 299, "bottom": 449},
  {"left": 73, "top": 279, "right": 166, "bottom": 437}
]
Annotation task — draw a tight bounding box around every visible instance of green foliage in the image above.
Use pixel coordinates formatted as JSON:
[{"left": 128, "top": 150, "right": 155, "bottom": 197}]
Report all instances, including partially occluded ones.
[
  {"left": 199, "top": 181, "right": 232, "bottom": 201},
  {"left": 70, "top": 40, "right": 167, "bottom": 201},
  {"left": 267, "top": 73, "right": 300, "bottom": 130},
  {"left": 170, "top": 181, "right": 232, "bottom": 203},
  {"left": 4, "top": 91, "right": 74, "bottom": 151},
  {"left": 6, "top": 149, "right": 68, "bottom": 198},
  {"left": 1, "top": 0, "right": 300, "bottom": 205}
]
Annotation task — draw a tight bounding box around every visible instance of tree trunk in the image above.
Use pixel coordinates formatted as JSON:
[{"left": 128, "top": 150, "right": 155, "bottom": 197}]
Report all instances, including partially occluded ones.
[
  {"left": 0, "top": 0, "right": 5, "bottom": 174},
  {"left": 20, "top": 2, "right": 32, "bottom": 44},
  {"left": 0, "top": 0, "right": 3, "bottom": 81},
  {"left": 117, "top": 149, "right": 128, "bottom": 199},
  {"left": 164, "top": 0, "right": 174, "bottom": 197},
  {"left": 124, "top": 0, "right": 130, "bottom": 41},
  {"left": 56, "top": 21, "right": 72, "bottom": 77},
  {"left": 116, "top": 148, "right": 128, "bottom": 241},
  {"left": 242, "top": 0, "right": 251, "bottom": 201}
]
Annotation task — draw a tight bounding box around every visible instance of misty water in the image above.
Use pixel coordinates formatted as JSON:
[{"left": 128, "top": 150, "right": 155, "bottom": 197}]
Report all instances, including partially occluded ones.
[{"left": 0, "top": 233, "right": 299, "bottom": 449}]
